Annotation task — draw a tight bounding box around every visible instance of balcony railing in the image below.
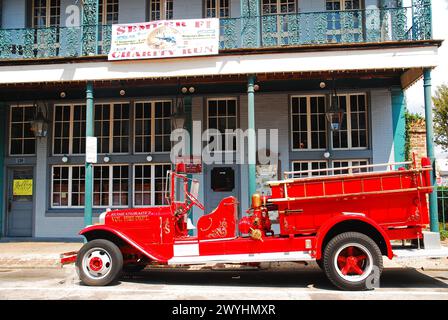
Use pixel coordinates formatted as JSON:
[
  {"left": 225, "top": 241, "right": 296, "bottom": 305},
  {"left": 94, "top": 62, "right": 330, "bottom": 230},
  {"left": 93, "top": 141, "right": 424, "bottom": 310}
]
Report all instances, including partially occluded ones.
[{"left": 0, "top": 6, "right": 432, "bottom": 61}]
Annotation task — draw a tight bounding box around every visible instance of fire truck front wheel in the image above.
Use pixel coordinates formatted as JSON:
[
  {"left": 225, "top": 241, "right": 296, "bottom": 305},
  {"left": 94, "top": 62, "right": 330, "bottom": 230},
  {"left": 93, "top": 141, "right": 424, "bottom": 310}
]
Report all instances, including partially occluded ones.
[
  {"left": 76, "top": 239, "right": 124, "bottom": 286},
  {"left": 323, "top": 232, "right": 383, "bottom": 291}
]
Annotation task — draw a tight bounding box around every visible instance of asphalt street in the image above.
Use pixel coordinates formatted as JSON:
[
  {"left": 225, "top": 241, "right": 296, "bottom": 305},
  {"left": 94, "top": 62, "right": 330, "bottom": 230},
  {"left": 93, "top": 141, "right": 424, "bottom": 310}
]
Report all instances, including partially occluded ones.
[{"left": 0, "top": 265, "right": 447, "bottom": 300}]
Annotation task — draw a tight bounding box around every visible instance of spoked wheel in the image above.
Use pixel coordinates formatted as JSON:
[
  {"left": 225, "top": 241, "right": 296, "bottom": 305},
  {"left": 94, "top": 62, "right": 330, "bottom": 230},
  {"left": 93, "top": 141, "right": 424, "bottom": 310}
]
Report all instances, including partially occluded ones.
[
  {"left": 323, "top": 232, "right": 383, "bottom": 291},
  {"left": 76, "top": 239, "right": 123, "bottom": 286},
  {"left": 335, "top": 244, "right": 372, "bottom": 280}
]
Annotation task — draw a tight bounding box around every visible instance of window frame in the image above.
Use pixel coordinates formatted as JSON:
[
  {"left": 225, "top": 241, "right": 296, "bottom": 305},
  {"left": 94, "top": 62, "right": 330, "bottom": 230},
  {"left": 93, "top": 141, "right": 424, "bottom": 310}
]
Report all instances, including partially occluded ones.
[
  {"left": 148, "top": 0, "right": 174, "bottom": 21},
  {"left": 133, "top": 100, "right": 173, "bottom": 154},
  {"left": 133, "top": 163, "right": 171, "bottom": 207},
  {"left": 326, "top": 0, "right": 362, "bottom": 12},
  {"left": 52, "top": 104, "right": 86, "bottom": 156},
  {"left": 332, "top": 159, "right": 370, "bottom": 175},
  {"left": 331, "top": 93, "right": 369, "bottom": 151},
  {"left": 98, "top": 0, "right": 120, "bottom": 25},
  {"left": 50, "top": 165, "right": 85, "bottom": 209},
  {"left": 31, "top": 0, "right": 61, "bottom": 28},
  {"left": 206, "top": 97, "right": 239, "bottom": 153},
  {"left": 92, "top": 164, "right": 130, "bottom": 209},
  {"left": 94, "top": 101, "right": 131, "bottom": 155},
  {"left": 290, "top": 95, "right": 327, "bottom": 152},
  {"left": 204, "top": 0, "right": 231, "bottom": 18},
  {"left": 291, "top": 160, "right": 328, "bottom": 178},
  {"left": 9, "top": 105, "right": 37, "bottom": 157},
  {"left": 261, "top": 0, "right": 297, "bottom": 15}
]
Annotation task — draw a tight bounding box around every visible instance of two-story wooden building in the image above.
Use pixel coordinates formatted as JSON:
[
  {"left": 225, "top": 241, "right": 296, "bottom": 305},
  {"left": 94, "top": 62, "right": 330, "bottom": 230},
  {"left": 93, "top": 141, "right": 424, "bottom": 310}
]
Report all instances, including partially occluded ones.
[{"left": 0, "top": 0, "right": 441, "bottom": 238}]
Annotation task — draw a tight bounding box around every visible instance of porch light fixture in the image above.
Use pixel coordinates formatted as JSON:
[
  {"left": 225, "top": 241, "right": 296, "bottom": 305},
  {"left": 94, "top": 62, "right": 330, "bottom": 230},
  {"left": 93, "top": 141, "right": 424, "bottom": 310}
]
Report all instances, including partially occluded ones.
[
  {"left": 326, "top": 78, "right": 345, "bottom": 132},
  {"left": 172, "top": 101, "right": 186, "bottom": 130},
  {"left": 30, "top": 101, "right": 49, "bottom": 138},
  {"left": 172, "top": 84, "right": 195, "bottom": 130}
]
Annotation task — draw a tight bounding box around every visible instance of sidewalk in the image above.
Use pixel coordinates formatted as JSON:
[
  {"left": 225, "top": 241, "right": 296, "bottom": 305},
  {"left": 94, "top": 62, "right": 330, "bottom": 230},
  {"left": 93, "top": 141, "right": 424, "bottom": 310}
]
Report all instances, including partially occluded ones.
[
  {"left": 0, "top": 241, "right": 447, "bottom": 270},
  {"left": 0, "top": 242, "right": 82, "bottom": 268}
]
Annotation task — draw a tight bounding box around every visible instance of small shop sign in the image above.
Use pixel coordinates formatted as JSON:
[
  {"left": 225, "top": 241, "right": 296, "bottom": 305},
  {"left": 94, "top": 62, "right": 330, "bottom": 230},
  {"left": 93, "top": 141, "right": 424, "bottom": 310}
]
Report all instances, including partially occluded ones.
[
  {"left": 108, "top": 18, "right": 220, "bottom": 61},
  {"left": 13, "top": 179, "right": 33, "bottom": 196}
]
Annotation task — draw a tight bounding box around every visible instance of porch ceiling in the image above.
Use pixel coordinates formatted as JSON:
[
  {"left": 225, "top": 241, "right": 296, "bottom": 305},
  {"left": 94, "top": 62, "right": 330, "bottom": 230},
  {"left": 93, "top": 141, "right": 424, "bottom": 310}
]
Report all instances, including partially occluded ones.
[{"left": 0, "top": 70, "right": 406, "bottom": 102}]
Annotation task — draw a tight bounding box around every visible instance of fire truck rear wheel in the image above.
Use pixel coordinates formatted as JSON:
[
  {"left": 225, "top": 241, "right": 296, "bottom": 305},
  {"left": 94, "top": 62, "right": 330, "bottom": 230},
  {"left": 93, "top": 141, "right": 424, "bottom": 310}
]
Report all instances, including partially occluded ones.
[
  {"left": 76, "top": 239, "right": 124, "bottom": 286},
  {"left": 323, "top": 232, "right": 383, "bottom": 291}
]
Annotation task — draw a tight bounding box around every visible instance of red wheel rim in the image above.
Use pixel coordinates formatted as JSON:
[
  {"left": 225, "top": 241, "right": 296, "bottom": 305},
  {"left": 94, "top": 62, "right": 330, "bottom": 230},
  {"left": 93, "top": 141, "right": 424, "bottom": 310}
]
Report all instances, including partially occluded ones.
[
  {"left": 89, "top": 257, "right": 103, "bottom": 272},
  {"left": 336, "top": 245, "right": 368, "bottom": 276}
]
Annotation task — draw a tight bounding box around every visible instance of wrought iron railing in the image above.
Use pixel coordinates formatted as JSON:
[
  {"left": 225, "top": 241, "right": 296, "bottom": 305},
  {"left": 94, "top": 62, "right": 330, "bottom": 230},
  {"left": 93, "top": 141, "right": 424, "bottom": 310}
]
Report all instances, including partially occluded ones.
[
  {"left": 438, "top": 186, "right": 448, "bottom": 231},
  {"left": 0, "top": 6, "right": 432, "bottom": 60}
]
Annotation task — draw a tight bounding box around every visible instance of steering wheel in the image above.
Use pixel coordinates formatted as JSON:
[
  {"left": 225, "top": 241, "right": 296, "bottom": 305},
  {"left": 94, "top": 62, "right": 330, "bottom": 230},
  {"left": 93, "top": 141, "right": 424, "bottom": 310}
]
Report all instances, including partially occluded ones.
[{"left": 187, "top": 192, "right": 205, "bottom": 211}]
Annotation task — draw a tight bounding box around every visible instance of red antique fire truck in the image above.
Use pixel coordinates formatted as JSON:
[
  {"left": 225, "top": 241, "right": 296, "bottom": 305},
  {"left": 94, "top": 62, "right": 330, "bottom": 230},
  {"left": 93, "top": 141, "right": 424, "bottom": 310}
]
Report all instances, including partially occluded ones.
[{"left": 62, "top": 157, "right": 448, "bottom": 291}]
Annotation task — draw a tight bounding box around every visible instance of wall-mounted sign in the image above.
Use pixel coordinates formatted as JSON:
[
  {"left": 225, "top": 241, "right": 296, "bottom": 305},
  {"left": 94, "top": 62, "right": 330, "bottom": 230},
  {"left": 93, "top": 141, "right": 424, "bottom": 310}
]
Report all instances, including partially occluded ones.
[
  {"left": 86, "top": 137, "right": 98, "bottom": 164},
  {"left": 108, "top": 18, "right": 220, "bottom": 61},
  {"left": 13, "top": 179, "right": 33, "bottom": 196}
]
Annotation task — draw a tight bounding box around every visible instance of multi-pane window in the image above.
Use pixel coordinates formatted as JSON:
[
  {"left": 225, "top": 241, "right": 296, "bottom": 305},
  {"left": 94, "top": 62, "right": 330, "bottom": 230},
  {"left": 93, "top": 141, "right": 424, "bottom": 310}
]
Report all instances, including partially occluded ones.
[
  {"left": 332, "top": 160, "right": 369, "bottom": 175},
  {"left": 205, "top": 0, "right": 230, "bottom": 18},
  {"left": 94, "top": 103, "right": 130, "bottom": 154},
  {"left": 93, "top": 165, "right": 129, "bottom": 208},
  {"left": 10, "top": 105, "right": 36, "bottom": 155},
  {"left": 52, "top": 166, "right": 69, "bottom": 207},
  {"left": 98, "top": 0, "right": 119, "bottom": 25},
  {"left": 154, "top": 101, "right": 173, "bottom": 152},
  {"left": 32, "top": 0, "right": 60, "bottom": 28},
  {"left": 51, "top": 166, "right": 85, "bottom": 208},
  {"left": 332, "top": 94, "right": 368, "bottom": 150},
  {"left": 262, "top": 0, "right": 296, "bottom": 14},
  {"left": 134, "top": 101, "right": 172, "bottom": 153},
  {"left": 292, "top": 161, "right": 328, "bottom": 178},
  {"left": 134, "top": 164, "right": 171, "bottom": 207},
  {"left": 53, "top": 105, "right": 86, "bottom": 155},
  {"left": 149, "top": 0, "right": 174, "bottom": 21},
  {"left": 291, "top": 96, "right": 327, "bottom": 150},
  {"left": 326, "top": 0, "right": 361, "bottom": 11},
  {"left": 207, "top": 98, "right": 237, "bottom": 151},
  {"left": 326, "top": 0, "right": 362, "bottom": 42}
]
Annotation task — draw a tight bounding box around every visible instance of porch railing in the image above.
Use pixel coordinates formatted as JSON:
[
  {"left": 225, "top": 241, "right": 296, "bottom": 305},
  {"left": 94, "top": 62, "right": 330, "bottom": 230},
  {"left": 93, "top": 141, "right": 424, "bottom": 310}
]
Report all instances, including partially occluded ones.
[
  {"left": 0, "top": 5, "right": 432, "bottom": 60},
  {"left": 438, "top": 186, "right": 448, "bottom": 231}
]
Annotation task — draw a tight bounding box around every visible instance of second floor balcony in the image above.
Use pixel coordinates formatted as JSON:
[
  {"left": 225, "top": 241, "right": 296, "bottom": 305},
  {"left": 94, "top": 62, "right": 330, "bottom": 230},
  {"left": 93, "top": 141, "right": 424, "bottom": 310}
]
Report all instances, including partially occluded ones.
[{"left": 0, "top": 4, "right": 433, "bottom": 61}]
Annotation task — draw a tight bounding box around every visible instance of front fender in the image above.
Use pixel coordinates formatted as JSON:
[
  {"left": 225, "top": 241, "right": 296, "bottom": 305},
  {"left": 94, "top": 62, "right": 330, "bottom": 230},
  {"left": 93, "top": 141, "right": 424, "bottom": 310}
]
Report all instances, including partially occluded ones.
[
  {"left": 80, "top": 225, "right": 168, "bottom": 262},
  {"left": 314, "top": 214, "right": 393, "bottom": 260}
]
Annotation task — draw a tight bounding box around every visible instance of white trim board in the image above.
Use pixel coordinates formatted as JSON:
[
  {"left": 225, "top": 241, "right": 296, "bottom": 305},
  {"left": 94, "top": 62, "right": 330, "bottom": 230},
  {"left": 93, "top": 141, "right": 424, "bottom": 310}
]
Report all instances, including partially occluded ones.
[
  {"left": 0, "top": 45, "right": 439, "bottom": 84},
  {"left": 168, "top": 251, "right": 314, "bottom": 265}
]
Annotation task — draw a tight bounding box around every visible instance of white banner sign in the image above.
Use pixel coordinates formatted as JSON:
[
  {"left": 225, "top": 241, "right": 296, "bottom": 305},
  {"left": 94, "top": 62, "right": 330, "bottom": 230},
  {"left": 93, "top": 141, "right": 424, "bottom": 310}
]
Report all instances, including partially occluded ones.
[
  {"left": 108, "top": 18, "right": 220, "bottom": 61},
  {"left": 86, "top": 137, "right": 98, "bottom": 164}
]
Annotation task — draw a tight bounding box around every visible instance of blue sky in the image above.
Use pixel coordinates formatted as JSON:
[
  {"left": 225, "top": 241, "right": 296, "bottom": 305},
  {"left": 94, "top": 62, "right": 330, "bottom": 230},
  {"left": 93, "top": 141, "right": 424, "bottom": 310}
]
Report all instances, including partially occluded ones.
[{"left": 406, "top": 0, "right": 448, "bottom": 157}]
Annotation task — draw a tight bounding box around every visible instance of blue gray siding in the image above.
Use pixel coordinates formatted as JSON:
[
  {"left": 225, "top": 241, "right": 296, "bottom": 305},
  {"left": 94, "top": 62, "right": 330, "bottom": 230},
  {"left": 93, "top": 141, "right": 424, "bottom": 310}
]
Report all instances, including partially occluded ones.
[
  {"left": 371, "top": 89, "right": 394, "bottom": 166},
  {"left": 2, "top": 0, "right": 26, "bottom": 29}
]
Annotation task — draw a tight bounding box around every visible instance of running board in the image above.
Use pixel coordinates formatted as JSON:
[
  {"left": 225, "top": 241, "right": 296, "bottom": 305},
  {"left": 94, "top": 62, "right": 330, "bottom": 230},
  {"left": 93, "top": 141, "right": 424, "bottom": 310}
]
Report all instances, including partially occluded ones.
[
  {"left": 168, "top": 251, "right": 314, "bottom": 265},
  {"left": 393, "top": 247, "right": 448, "bottom": 259}
]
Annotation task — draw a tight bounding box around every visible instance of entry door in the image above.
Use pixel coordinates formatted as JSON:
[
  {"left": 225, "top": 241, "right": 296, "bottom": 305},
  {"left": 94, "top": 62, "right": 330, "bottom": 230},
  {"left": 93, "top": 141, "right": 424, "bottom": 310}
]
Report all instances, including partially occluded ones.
[
  {"left": 204, "top": 164, "right": 240, "bottom": 216},
  {"left": 7, "top": 168, "right": 34, "bottom": 237}
]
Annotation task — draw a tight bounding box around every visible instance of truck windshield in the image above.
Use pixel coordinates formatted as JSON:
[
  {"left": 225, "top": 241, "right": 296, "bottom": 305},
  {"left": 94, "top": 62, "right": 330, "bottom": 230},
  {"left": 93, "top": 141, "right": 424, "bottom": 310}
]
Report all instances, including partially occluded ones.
[
  {"left": 190, "top": 180, "right": 199, "bottom": 200},
  {"left": 174, "top": 176, "right": 186, "bottom": 203}
]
